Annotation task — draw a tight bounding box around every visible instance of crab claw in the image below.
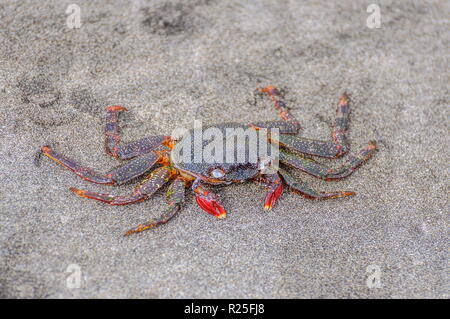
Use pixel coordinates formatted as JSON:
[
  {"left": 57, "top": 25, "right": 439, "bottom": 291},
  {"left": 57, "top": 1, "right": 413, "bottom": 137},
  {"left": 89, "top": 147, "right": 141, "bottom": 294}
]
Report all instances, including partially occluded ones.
[
  {"left": 264, "top": 182, "right": 283, "bottom": 210},
  {"left": 195, "top": 194, "right": 227, "bottom": 219}
]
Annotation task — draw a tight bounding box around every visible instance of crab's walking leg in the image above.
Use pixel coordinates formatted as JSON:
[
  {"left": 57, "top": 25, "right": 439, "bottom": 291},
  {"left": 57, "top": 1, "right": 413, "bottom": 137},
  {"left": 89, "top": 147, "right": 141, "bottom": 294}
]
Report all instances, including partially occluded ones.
[
  {"left": 278, "top": 168, "right": 355, "bottom": 200},
  {"left": 192, "top": 179, "right": 226, "bottom": 219},
  {"left": 106, "top": 146, "right": 169, "bottom": 185},
  {"left": 116, "top": 136, "right": 172, "bottom": 160},
  {"left": 249, "top": 121, "right": 300, "bottom": 135},
  {"left": 105, "top": 105, "right": 171, "bottom": 159},
  {"left": 70, "top": 166, "right": 173, "bottom": 205},
  {"left": 257, "top": 174, "right": 284, "bottom": 210},
  {"left": 42, "top": 145, "right": 114, "bottom": 184},
  {"left": 105, "top": 105, "right": 127, "bottom": 157},
  {"left": 271, "top": 94, "right": 354, "bottom": 158},
  {"left": 251, "top": 85, "right": 301, "bottom": 134},
  {"left": 280, "top": 141, "right": 377, "bottom": 180},
  {"left": 41, "top": 145, "right": 166, "bottom": 185},
  {"left": 273, "top": 135, "right": 345, "bottom": 159},
  {"left": 332, "top": 93, "right": 351, "bottom": 151},
  {"left": 124, "top": 177, "right": 186, "bottom": 236},
  {"left": 259, "top": 85, "right": 300, "bottom": 126}
]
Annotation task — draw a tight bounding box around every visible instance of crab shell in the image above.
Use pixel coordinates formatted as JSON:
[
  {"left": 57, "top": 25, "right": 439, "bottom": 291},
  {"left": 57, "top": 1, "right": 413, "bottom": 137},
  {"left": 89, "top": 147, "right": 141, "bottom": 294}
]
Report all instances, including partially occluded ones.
[{"left": 171, "top": 122, "right": 274, "bottom": 185}]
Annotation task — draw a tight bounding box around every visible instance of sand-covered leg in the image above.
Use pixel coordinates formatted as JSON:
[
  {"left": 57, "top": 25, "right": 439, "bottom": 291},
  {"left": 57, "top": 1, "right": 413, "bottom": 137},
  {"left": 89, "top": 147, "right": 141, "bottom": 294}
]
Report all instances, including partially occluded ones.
[
  {"left": 192, "top": 179, "right": 226, "bottom": 219},
  {"left": 259, "top": 85, "right": 300, "bottom": 125},
  {"left": 124, "top": 177, "right": 186, "bottom": 236},
  {"left": 41, "top": 145, "right": 165, "bottom": 185},
  {"left": 42, "top": 145, "right": 114, "bottom": 184},
  {"left": 332, "top": 93, "right": 351, "bottom": 155},
  {"left": 105, "top": 150, "right": 166, "bottom": 185},
  {"left": 257, "top": 173, "right": 284, "bottom": 210},
  {"left": 105, "top": 105, "right": 172, "bottom": 159},
  {"left": 251, "top": 85, "right": 300, "bottom": 134},
  {"left": 249, "top": 121, "right": 300, "bottom": 134},
  {"left": 105, "top": 105, "right": 128, "bottom": 158},
  {"left": 70, "top": 166, "right": 173, "bottom": 205},
  {"left": 273, "top": 135, "right": 344, "bottom": 158},
  {"left": 280, "top": 141, "right": 377, "bottom": 180},
  {"left": 271, "top": 94, "right": 354, "bottom": 158},
  {"left": 278, "top": 168, "right": 355, "bottom": 200},
  {"left": 116, "top": 136, "right": 172, "bottom": 160}
]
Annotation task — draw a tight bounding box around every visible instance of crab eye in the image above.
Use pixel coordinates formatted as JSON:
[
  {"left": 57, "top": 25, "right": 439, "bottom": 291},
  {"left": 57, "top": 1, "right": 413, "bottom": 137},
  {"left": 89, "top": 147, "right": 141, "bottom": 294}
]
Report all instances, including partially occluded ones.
[{"left": 210, "top": 168, "right": 225, "bottom": 179}]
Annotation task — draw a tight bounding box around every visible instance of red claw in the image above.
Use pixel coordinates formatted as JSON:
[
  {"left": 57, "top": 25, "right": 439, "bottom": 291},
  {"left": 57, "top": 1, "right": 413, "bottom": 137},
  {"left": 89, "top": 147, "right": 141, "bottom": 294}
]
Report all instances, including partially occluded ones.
[
  {"left": 195, "top": 195, "right": 227, "bottom": 219},
  {"left": 264, "top": 183, "right": 283, "bottom": 210}
]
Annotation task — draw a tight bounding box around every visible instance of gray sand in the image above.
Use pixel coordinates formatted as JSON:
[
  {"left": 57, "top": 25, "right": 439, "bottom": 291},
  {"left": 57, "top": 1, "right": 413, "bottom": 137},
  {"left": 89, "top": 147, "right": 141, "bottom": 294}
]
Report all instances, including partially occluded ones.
[{"left": 0, "top": 0, "right": 448, "bottom": 298}]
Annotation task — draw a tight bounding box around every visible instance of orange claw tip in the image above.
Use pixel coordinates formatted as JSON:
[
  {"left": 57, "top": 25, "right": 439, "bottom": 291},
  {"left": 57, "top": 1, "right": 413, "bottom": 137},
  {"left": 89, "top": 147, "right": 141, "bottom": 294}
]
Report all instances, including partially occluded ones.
[
  {"left": 208, "top": 204, "right": 227, "bottom": 219},
  {"left": 106, "top": 105, "right": 128, "bottom": 112},
  {"left": 263, "top": 183, "right": 283, "bottom": 211},
  {"left": 195, "top": 196, "right": 227, "bottom": 219},
  {"left": 216, "top": 211, "right": 227, "bottom": 219},
  {"left": 263, "top": 200, "right": 276, "bottom": 211}
]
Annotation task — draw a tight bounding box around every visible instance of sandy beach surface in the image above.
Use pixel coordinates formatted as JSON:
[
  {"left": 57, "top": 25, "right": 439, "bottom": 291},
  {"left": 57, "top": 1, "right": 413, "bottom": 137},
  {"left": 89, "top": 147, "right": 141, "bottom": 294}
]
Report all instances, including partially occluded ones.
[{"left": 0, "top": 0, "right": 448, "bottom": 298}]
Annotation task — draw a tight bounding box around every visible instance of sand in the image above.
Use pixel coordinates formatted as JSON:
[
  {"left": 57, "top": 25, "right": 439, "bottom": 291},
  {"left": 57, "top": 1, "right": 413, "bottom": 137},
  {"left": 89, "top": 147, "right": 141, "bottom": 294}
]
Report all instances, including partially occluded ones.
[{"left": 0, "top": 0, "right": 448, "bottom": 298}]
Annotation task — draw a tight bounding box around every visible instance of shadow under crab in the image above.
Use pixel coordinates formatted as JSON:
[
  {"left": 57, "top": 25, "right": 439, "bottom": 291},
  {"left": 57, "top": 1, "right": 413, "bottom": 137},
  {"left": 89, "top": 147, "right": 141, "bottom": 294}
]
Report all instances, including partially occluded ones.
[{"left": 41, "top": 85, "right": 377, "bottom": 236}]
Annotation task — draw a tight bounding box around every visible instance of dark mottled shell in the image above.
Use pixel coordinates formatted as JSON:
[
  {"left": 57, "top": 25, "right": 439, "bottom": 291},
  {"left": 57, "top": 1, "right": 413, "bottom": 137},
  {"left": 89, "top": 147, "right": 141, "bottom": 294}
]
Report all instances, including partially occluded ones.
[{"left": 171, "top": 122, "right": 270, "bottom": 183}]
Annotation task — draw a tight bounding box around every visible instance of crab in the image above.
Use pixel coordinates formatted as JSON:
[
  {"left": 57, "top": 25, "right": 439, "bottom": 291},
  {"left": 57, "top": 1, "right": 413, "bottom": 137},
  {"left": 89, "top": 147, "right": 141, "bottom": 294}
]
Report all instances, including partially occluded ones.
[{"left": 41, "top": 85, "right": 377, "bottom": 236}]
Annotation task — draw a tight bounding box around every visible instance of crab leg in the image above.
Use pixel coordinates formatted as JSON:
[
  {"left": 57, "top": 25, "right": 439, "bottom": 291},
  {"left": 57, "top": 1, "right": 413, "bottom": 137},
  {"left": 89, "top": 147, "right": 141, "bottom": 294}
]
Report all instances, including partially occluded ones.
[
  {"left": 256, "top": 174, "right": 284, "bottom": 210},
  {"left": 70, "top": 166, "right": 173, "bottom": 205},
  {"left": 41, "top": 145, "right": 166, "bottom": 185},
  {"left": 249, "top": 121, "right": 300, "bottom": 134},
  {"left": 105, "top": 105, "right": 127, "bottom": 157},
  {"left": 271, "top": 94, "right": 354, "bottom": 158},
  {"left": 279, "top": 141, "right": 377, "bottom": 180},
  {"left": 332, "top": 93, "right": 351, "bottom": 150},
  {"left": 42, "top": 145, "right": 114, "bottom": 184},
  {"left": 115, "top": 136, "right": 172, "bottom": 160},
  {"left": 278, "top": 168, "right": 355, "bottom": 199},
  {"left": 250, "top": 85, "right": 300, "bottom": 134},
  {"left": 105, "top": 105, "right": 171, "bottom": 159},
  {"left": 273, "top": 135, "right": 345, "bottom": 158},
  {"left": 124, "top": 177, "right": 186, "bottom": 236},
  {"left": 260, "top": 85, "right": 300, "bottom": 126},
  {"left": 192, "top": 179, "right": 227, "bottom": 219}
]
